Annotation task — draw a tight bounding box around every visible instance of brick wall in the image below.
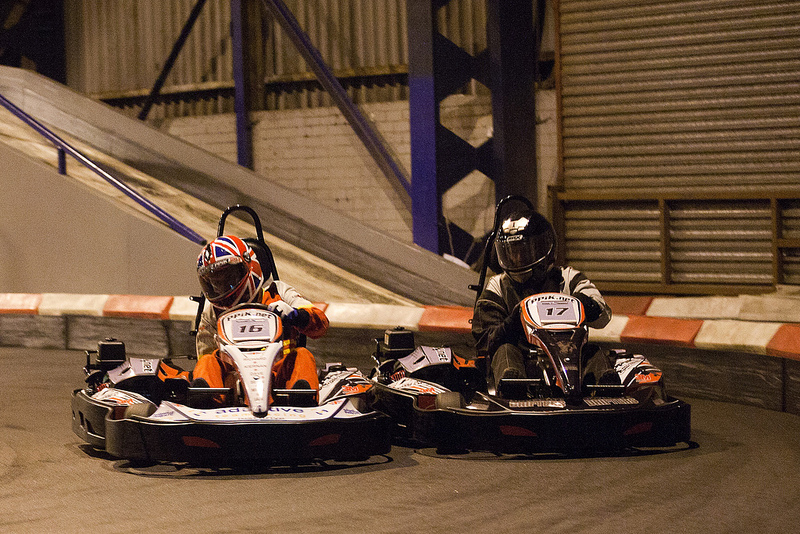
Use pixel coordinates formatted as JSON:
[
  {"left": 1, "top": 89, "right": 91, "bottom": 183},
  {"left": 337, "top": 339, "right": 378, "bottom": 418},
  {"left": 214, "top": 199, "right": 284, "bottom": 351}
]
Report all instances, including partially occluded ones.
[{"left": 162, "top": 91, "right": 558, "bottom": 246}]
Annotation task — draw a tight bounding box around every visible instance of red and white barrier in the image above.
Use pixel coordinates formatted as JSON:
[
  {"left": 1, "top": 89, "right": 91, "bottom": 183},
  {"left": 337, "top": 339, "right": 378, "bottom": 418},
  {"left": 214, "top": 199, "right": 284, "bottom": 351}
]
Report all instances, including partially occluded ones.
[{"left": 1, "top": 292, "right": 799, "bottom": 360}]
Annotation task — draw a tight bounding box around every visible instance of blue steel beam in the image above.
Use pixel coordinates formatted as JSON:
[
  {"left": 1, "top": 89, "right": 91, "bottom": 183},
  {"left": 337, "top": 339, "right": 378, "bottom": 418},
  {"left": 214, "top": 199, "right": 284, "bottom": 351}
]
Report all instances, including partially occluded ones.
[
  {"left": 407, "top": 0, "right": 440, "bottom": 253},
  {"left": 231, "top": 0, "right": 254, "bottom": 169},
  {"left": 138, "top": 0, "right": 208, "bottom": 121},
  {"left": 260, "top": 0, "right": 411, "bottom": 211}
]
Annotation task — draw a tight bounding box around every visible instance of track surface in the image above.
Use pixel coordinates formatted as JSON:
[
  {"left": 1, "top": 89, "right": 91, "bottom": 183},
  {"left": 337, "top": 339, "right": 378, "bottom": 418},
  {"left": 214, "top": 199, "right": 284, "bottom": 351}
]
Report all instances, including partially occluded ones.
[{"left": 3, "top": 345, "right": 800, "bottom": 533}]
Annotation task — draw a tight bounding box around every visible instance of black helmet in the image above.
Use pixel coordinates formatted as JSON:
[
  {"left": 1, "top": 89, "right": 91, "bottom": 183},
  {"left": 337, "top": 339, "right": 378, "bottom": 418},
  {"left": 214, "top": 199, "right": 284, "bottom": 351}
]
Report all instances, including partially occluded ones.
[{"left": 494, "top": 210, "right": 555, "bottom": 284}]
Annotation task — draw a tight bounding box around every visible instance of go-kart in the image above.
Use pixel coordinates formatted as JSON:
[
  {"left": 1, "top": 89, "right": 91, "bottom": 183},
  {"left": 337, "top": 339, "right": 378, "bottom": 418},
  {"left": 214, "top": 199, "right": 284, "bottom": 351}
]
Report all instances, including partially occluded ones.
[
  {"left": 71, "top": 205, "right": 392, "bottom": 464},
  {"left": 370, "top": 293, "right": 691, "bottom": 453},
  {"left": 368, "top": 195, "right": 691, "bottom": 454}
]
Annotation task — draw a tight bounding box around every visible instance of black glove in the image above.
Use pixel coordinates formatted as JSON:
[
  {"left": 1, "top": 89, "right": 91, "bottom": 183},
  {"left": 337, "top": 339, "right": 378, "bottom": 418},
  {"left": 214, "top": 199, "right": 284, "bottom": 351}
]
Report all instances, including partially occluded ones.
[
  {"left": 284, "top": 308, "right": 311, "bottom": 329},
  {"left": 575, "top": 293, "right": 602, "bottom": 323},
  {"left": 500, "top": 302, "right": 523, "bottom": 340},
  {"left": 267, "top": 301, "right": 311, "bottom": 329}
]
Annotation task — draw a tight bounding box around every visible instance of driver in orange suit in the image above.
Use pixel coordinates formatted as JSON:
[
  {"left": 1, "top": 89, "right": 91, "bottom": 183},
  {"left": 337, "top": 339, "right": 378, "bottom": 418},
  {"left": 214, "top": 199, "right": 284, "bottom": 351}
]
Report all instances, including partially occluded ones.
[{"left": 191, "top": 235, "right": 328, "bottom": 404}]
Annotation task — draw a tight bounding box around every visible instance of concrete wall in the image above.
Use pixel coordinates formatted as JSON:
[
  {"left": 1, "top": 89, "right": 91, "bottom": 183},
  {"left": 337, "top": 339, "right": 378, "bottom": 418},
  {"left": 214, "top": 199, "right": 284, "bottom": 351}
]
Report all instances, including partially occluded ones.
[{"left": 0, "top": 142, "right": 201, "bottom": 295}]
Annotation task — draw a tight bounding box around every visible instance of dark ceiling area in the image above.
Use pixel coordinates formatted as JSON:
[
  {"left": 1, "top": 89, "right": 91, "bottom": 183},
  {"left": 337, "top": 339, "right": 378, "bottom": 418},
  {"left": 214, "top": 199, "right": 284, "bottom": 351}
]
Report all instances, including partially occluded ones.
[{"left": 0, "top": 0, "right": 65, "bottom": 83}]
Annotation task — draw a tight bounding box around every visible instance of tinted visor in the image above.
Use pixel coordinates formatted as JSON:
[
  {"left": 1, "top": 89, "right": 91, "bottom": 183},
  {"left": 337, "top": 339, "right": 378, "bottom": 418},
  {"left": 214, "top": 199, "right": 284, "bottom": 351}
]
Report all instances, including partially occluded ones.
[
  {"left": 198, "top": 258, "right": 248, "bottom": 305},
  {"left": 496, "top": 231, "right": 553, "bottom": 273}
]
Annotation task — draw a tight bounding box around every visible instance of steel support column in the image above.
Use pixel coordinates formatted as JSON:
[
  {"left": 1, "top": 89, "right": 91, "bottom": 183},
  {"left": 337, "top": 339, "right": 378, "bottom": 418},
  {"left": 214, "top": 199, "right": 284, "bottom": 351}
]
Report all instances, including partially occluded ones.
[
  {"left": 487, "top": 0, "right": 539, "bottom": 204},
  {"left": 407, "top": 0, "right": 442, "bottom": 253},
  {"left": 231, "top": 0, "right": 254, "bottom": 169},
  {"left": 407, "top": 0, "right": 540, "bottom": 255}
]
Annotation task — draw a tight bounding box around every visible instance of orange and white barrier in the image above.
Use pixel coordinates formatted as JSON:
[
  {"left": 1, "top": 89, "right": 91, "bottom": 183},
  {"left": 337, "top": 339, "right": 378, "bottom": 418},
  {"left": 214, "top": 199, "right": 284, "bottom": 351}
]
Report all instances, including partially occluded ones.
[{"left": 1, "top": 292, "right": 799, "bottom": 361}]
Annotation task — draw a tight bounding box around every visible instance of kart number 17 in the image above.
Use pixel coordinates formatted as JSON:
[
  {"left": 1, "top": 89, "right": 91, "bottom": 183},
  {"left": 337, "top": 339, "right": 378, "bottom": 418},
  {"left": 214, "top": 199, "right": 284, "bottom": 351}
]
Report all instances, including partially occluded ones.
[{"left": 536, "top": 300, "right": 578, "bottom": 325}]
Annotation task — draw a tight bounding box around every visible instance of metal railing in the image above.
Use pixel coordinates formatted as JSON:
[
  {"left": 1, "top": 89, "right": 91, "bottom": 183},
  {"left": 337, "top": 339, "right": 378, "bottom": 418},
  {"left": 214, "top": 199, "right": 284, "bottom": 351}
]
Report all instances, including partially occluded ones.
[{"left": 0, "top": 93, "right": 207, "bottom": 246}]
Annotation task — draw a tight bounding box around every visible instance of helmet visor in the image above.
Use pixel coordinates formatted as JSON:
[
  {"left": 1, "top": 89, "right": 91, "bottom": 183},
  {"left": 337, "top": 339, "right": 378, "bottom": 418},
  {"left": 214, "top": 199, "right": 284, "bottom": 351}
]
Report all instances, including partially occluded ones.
[
  {"left": 496, "top": 231, "right": 553, "bottom": 273},
  {"left": 198, "top": 257, "right": 249, "bottom": 306}
]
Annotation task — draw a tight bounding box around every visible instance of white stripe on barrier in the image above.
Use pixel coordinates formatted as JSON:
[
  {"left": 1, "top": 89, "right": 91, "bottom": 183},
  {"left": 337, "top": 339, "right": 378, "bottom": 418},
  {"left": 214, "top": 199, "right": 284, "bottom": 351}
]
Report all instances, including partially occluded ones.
[
  {"left": 646, "top": 296, "right": 743, "bottom": 320},
  {"left": 38, "top": 293, "right": 109, "bottom": 316},
  {"left": 169, "top": 295, "right": 201, "bottom": 321},
  {"left": 324, "top": 302, "right": 424, "bottom": 330},
  {"left": 738, "top": 294, "right": 800, "bottom": 323},
  {"left": 588, "top": 314, "right": 629, "bottom": 344},
  {"left": 694, "top": 319, "right": 784, "bottom": 355}
]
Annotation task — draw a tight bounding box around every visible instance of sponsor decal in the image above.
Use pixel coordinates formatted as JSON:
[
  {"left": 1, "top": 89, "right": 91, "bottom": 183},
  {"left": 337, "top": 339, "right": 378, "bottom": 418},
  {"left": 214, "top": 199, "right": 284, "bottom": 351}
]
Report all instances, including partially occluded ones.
[
  {"left": 509, "top": 399, "right": 566, "bottom": 409},
  {"left": 391, "top": 377, "right": 448, "bottom": 395},
  {"left": 634, "top": 371, "right": 662, "bottom": 385},
  {"left": 319, "top": 371, "right": 373, "bottom": 402},
  {"left": 155, "top": 398, "right": 351, "bottom": 422},
  {"left": 333, "top": 399, "right": 366, "bottom": 419},
  {"left": 149, "top": 404, "right": 188, "bottom": 421},
  {"left": 434, "top": 347, "right": 450, "bottom": 362},
  {"left": 398, "top": 346, "right": 452, "bottom": 373},
  {"left": 340, "top": 383, "right": 372, "bottom": 395},
  {"left": 614, "top": 355, "right": 649, "bottom": 382},
  {"left": 91, "top": 388, "right": 146, "bottom": 406},
  {"left": 584, "top": 397, "right": 639, "bottom": 407}
]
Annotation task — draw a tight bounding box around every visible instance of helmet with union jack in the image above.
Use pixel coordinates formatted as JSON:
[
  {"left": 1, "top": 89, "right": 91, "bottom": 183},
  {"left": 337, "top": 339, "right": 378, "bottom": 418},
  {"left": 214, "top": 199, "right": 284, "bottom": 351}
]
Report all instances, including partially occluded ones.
[{"left": 197, "top": 236, "right": 265, "bottom": 309}]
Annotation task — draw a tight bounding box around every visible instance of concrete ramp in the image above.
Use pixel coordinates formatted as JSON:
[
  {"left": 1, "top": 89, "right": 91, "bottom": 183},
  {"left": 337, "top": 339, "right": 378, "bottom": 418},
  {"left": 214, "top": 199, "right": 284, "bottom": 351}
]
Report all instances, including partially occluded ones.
[{"left": 0, "top": 67, "right": 477, "bottom": 306}]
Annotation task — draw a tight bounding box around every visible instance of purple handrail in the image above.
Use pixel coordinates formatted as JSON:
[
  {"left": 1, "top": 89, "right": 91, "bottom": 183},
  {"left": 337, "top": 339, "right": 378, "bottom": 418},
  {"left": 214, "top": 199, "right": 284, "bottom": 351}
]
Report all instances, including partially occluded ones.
[{"left": 0, "top": 93, "right": 206, "bottom": 245}]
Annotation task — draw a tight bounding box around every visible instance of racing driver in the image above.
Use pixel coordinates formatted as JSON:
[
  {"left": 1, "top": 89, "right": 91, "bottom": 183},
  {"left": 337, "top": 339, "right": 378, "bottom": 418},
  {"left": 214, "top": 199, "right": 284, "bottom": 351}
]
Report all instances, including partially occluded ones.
[
  {"left": 192, "top": 235, "right": 328, "bottom": 405},
  {"left": 471, "top": 208, "right": 613, "bottom": 397}
]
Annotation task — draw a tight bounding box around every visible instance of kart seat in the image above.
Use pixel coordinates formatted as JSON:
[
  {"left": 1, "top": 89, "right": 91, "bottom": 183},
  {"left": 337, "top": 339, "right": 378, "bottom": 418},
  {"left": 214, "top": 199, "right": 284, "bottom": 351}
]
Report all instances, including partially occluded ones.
[
  {"left": 244, "top": 237, "right": 307, "bottom": 348},
  {"left": 244, "top": 237, "right": 279, "bottom": 282}
]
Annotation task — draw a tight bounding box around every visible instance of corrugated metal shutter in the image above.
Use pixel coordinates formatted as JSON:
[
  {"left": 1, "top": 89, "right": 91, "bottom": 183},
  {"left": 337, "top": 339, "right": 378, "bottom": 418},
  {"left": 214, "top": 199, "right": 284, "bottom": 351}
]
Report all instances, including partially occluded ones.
[
  {"left": 555, "top": 0, "right": 800, "bottom": 293},
  {"left": 563, "top": 200, "right": 662, "bottom": 283}
]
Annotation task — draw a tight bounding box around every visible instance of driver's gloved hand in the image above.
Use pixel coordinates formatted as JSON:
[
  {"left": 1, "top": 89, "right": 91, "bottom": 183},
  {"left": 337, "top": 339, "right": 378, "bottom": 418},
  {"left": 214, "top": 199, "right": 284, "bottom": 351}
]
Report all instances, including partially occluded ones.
[
  {"left": 499, "top": 302, "right": 523, "bottom": 343},
  {"left": 268, "top": 301, "right": 310, "bottom": 329},
  {"left": 575, "top": 293, "right": 602, "bottom": 323},
  {"left": 267, "top": 300, "right": 294, "bottom": 318},
  {"left": 285, "top": 308, "right": 310, "bottom": 329}
]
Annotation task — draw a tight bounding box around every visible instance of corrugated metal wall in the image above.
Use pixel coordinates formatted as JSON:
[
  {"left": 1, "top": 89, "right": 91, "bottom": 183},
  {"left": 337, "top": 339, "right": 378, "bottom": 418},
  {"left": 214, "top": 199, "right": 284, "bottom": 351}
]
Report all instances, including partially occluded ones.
[
  {"left": 65, "top": 0, "right": 234, "bottom": 116},
  {"left": 64, "top": 0, "right": 488, "bottom": 117},
  {"left": 555, "top": 0, "right": 800, "bottom": 293}
]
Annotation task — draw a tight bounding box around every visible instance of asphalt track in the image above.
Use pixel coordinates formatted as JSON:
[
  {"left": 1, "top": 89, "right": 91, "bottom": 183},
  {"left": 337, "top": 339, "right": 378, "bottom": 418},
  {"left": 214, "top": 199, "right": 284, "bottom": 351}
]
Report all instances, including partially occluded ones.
[{"left": 3, "top": 344, "right": 800, "bottom": 534}]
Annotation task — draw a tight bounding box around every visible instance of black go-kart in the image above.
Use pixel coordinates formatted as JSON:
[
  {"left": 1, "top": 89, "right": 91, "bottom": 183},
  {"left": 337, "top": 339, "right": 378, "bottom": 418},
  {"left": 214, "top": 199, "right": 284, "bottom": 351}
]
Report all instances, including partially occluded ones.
[
  {"left": 368, "top": 196, "right": 691, "bottom": 455},
  {"left": 71, "top": 205, "right": 391, "bottom": 464}
]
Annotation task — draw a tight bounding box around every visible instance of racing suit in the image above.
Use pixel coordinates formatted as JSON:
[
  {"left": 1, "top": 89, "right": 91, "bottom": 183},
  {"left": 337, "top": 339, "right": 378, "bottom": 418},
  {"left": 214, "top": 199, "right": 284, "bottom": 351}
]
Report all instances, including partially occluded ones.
[
  {"left": 472, "top": 266, "right": 612, "bottom": 394},
  {"left": 193, "top": 280, "right": 329, "bottom": 399}
]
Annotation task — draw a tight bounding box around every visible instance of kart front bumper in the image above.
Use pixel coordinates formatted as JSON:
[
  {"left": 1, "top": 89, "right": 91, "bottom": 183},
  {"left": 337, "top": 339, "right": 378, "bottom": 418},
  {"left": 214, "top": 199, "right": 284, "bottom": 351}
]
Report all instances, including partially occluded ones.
[
  {"left": 373, "top": 386, "right": 691, "bottom": 453},
  {"left": 72, "top": 389, "right": 392, "bottom": 463}
]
